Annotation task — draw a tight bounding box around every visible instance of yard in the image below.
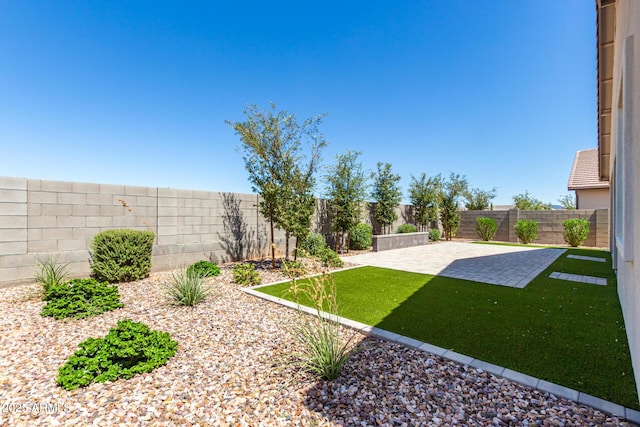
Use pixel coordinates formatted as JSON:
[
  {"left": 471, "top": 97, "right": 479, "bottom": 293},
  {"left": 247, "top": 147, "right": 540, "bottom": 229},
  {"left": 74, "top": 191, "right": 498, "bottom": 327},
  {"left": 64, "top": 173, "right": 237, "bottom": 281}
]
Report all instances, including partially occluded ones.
[
  {"left": 0, "top": 248, "right": 636, "bottom": 425},
  {"left": 258, "top": 247, "right": 639, "bottom": 410}
]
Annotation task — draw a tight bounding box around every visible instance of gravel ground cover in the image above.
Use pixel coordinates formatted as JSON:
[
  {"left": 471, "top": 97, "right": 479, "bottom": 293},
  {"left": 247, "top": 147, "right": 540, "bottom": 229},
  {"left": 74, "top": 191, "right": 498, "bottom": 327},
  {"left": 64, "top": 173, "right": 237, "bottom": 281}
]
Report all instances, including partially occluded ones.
[{"left": 0, "top": 261, "right": 635, "bottom": 426}]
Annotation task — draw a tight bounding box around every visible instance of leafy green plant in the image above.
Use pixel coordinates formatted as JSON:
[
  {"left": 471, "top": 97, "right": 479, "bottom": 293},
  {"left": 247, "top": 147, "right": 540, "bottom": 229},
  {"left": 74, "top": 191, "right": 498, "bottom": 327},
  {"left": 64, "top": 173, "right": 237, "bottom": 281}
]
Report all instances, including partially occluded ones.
[
  {"left": 318, "top": 247, "right": 344, "bottom": 268},
  {"left": 563, "top": 218, "right": 590, "bottom": 247},
  {"left": 514, "top": 219, "right": 538, "bottom": 244},
  {"left": 397, "top": 224, "right": 418, "bottom": 234},
  {"left": 282, "top": 260, "right": 307, "bottom": 278},
  {"left": 186, "top": 260, "right": 221, "bottom": 277},
  {"left": 300, "top": 232, "right": 327, "bottom": 257},
  {"left": 349, "top": 223, "right": 372, "bottom": 250},
  {"left": 167, "top": 269, "right": 211, "bottom": 306},
  {"left": 429, "top": 228, "right": 441, "bottom": 241},
  {"left": 34, "top": 254, "right": 70, "bottom": 294},
  {"left": 288, "top": 262, "right": 355, "bottom": 380},
  {"left": 476, "top": 217, "right": 498, "bottom": 241},
  {"left": 41, "top": 278, "right": 124, "bottom": 319},
  {"left": 90, "top": 229, "right": 155, "bottom": 283},
  {"left": 232, "top": 263, "right": 262, "bottom": 286},
  {"left": 57, "top": 319, "right": 178, "bottom": 390}
]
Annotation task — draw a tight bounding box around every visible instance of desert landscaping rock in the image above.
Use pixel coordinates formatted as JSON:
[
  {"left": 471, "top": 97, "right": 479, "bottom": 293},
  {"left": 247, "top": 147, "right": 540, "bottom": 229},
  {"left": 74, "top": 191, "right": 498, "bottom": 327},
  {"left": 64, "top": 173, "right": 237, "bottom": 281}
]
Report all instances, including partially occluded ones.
[{"left": 0, "top": 263, "right": 635, "bottom": 426}]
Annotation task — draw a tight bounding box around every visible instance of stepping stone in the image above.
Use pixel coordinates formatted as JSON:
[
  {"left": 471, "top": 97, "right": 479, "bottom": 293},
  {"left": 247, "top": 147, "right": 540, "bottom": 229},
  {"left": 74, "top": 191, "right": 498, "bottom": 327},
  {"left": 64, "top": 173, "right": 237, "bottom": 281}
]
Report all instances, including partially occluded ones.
[
  {"left": 549, "top": 271, "right": 607, "bottom": 286},
  {"left": 567, "top": 254, "right": 606, "bottom": 263}
]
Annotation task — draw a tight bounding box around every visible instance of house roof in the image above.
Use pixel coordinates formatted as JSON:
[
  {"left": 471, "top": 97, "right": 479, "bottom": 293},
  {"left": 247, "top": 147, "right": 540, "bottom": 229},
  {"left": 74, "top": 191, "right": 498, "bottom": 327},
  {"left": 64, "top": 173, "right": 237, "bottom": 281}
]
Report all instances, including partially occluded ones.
[{"left": 568, "top": 148, "right": 610, "bottom": 190}]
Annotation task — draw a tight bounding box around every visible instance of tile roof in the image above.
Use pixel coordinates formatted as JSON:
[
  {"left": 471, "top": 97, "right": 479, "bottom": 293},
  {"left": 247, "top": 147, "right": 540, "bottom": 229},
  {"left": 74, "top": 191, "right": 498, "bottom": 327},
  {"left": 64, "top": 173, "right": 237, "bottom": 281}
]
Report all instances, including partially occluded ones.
[{"left": 568, "top": 148, "right": 610, "bottom": 190}]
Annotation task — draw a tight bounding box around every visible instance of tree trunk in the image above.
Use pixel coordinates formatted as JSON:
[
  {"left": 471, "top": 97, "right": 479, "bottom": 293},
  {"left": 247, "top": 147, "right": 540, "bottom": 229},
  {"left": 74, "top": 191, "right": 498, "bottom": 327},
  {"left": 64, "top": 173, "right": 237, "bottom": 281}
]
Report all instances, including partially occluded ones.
[
  {"left": 269, "top": 202, "right": 276, "bottom": 268},
  {"left": 346, "top": 231, "right": 351, "bottom": 253},
  {"left": 285, "top": 231, "right": 290, "bottom": 261},
  {"left": 293, "top": 236, "right": 299, "bottom": 261},
  {"left": 335, "top": 230, "right": 340, "bottom": 252}
]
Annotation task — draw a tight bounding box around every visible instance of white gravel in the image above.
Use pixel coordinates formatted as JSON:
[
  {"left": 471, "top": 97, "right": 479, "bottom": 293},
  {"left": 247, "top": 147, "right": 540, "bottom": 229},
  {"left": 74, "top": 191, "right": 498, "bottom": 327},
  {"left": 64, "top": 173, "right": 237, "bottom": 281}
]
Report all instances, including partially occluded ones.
[{"left": 0, "top": 262, "right": 635, "bottom": 426}]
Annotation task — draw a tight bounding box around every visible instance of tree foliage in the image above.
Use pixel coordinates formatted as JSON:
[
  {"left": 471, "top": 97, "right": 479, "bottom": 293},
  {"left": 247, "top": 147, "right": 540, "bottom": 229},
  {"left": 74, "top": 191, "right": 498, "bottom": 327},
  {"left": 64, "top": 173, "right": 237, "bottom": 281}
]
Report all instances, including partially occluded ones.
[
  {"left": 371, "top": 162, "right": 402, "bottom": 235},
  {"left": 558, "top": 193, "right": 576, "bottom": 210},
  {"left": 408, "top": 173, "right": 442, "bottom": 231},
  {"left": 513, "top": 190, "right": 552, "bottom": 210},
  {"left": 324, "top": 150, "right": 368, "bottom": 252},
  {"left": 439, "top": 173, "right": 469, "bottom": 240},
  {"left": 465, "top": 187, "right": 497, "bottom": 210},
  {"left": 227, "top": 103, "right": 326, "bottom": 264}
]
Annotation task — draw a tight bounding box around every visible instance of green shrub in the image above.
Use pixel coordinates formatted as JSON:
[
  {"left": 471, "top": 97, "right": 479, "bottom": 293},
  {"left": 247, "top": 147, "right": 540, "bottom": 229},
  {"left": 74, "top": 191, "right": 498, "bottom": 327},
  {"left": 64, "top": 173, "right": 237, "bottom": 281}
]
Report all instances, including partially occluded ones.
[
  {"left": 514, "top": 219, "right": 538, "bottom": 244},
  {"left": 318, "top": 247, "right": 344, "bottom": 268},
  {"left": 186, "top": 260, "right": 220, "bottom": 277},
  {"left": 349, "top": 223, "right": 373, "bottom": 250},
  {"left": 232, "top": 263, "right": 262, "bottom": 286},
  {"left": 563, "top": 218, "right": 590, "bottom": 247},
  {"left": 282, "top": 260, "right": 307, "bottom": 278},
  {"left": 397, "top": 224, "right": 418, "bottom": 234},
  {"left": 57, "top": 319, "right": 178, "bottom": 390},
  {"left": 90, "top": 229, "right": 155, "bottom": 283},
  {"left": 34, "top": 254, "right": 70, "bottom": 294},
  {"left": 299, "top": 232, "right": 327, "bottom": 257},
  {"left": 41, "top": 278, "right": 124, "bottom": 319},
  {"left": 428, "top": 228, "right": 441, "bottom": 241},
  {"left": 167, "top": 269, "right": 211, "bottom": 306},
  {"left": 476, "top": 217, "right": 498, "bottom": 241}
]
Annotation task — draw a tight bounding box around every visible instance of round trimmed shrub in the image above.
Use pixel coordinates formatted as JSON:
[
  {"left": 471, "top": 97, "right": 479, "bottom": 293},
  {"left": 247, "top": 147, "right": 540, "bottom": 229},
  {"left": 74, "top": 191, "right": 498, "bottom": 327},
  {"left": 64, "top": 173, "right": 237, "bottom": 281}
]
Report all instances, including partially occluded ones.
[
  {"left": 562, "top": 218, "right": 590, "bottom": 247},
  {"left": 514, "top": 219, "right": 538, "bottom": 244},
  {"left": 186, "top": 260, "right": 221, "bottom": 277},
  {"left": 349, "top": 223, "right": 372, "bottom": 250},
  {"left": 476, "top": 217, "right": 497, "bottom": 241},
  {"left": 429, "top": 228, "right": 441, "bottom": 241},
  {"left": 397, "top": 224, "right": 418, "bottom": 234},
  {"left": 90, "top": 229, "right": 155, "bottom": 283}
]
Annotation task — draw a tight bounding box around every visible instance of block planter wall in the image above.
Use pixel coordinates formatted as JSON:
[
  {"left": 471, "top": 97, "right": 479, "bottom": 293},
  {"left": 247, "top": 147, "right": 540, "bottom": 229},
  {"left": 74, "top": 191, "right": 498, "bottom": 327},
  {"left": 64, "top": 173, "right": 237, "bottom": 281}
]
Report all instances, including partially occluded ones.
[{"left": 372, "top": 232, "right": 429, "bottom": 252}]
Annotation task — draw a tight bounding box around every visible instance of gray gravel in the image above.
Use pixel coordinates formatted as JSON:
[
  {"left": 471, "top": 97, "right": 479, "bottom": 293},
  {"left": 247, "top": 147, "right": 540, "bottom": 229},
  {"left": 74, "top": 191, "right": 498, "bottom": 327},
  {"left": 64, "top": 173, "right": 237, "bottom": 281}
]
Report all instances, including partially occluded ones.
[{"left": 0, "top": 263, "right": 635, "bottom": 426}]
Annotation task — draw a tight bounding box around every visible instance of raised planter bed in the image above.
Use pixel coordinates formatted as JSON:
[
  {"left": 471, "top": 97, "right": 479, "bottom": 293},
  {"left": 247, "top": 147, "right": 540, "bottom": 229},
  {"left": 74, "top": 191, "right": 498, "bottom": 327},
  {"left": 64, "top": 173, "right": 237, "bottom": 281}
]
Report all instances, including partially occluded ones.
[{"left": 372, "top": 231, "right": 429, "bottom": 252}]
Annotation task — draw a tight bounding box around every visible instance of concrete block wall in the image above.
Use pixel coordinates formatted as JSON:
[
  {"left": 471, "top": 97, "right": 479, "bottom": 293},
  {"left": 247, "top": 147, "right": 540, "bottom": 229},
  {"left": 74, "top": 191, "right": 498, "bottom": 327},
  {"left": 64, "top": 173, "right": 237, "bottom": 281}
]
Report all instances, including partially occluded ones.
[
  {"left": 0, "top": 177, "right": 281, "bottom": 288},
  {"left": 457, "top": 209, "right": 609, "bottom": 247}
]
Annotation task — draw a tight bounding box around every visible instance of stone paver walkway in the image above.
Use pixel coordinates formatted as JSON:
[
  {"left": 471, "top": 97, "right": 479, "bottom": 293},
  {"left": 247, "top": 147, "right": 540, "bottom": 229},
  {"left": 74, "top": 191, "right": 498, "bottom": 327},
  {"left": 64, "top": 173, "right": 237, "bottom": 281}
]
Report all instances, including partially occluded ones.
[
  {"left": 567, "top": 254, "right": 607, "bottom": 262},
  {"left": 344, "top": 242, "right": 566, "bottom": 288},
  {"left": 549, "top": 271, "right": 608, "bottom": 286}
]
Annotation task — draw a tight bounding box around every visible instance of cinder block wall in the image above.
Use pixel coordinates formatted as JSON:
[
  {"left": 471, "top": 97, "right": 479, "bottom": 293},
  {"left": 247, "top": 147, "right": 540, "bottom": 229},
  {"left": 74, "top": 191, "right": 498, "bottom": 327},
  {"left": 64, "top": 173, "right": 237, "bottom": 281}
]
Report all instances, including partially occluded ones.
[
  {"left": 0, "top": 177, "right": 281, "bottom": 288},
  {"left": 457, "top": 209, "right": 609, "bottom": 247}
]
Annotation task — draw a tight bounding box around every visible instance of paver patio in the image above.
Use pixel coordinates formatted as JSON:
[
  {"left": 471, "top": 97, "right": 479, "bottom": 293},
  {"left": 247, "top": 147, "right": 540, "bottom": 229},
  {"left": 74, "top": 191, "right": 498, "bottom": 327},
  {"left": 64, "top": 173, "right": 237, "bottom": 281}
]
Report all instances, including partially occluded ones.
[{"left": 344, "top": 241, "right": 566, "bottom": 288}]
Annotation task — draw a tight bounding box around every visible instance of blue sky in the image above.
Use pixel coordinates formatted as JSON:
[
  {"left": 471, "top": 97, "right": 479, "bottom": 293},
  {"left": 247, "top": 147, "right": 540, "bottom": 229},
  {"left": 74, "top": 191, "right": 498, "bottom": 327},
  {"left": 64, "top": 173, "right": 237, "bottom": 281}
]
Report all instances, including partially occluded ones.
[{"left": 0, "top": 1, "right": 596, "bottom": 206}]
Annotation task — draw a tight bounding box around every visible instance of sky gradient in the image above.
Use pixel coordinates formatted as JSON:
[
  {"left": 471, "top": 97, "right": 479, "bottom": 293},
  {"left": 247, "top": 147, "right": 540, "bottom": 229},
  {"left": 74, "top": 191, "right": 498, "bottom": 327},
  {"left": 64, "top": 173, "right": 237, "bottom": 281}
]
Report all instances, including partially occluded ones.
[{"left": 0, "top": 1, "right": 597, "bottom": 206}]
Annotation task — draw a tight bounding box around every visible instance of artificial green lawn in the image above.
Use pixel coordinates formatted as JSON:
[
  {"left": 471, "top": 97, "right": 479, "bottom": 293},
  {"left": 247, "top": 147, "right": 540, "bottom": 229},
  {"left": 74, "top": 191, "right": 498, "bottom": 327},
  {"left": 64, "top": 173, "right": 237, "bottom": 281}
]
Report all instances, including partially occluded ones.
[{"left": 258, "top": 247, "right": 639, "bottom": 409}]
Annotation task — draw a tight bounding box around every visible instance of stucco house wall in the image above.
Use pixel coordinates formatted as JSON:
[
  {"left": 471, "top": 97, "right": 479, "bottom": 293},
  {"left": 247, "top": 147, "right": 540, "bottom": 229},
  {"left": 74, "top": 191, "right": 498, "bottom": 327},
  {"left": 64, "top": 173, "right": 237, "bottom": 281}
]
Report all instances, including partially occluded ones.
[
  {"left": 603, "top": 0, "right": 640, "bottom": 402},
  {"left": 576, "top": 188, "right": 610, "bottom": 209}
]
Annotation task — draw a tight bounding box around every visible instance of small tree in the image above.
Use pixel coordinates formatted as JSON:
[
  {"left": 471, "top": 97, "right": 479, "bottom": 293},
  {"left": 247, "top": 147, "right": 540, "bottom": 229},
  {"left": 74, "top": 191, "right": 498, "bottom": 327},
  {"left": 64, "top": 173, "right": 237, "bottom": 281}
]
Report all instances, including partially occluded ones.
[
  {"left": 324, "top": 150, "right": 368, "bottom": 252},
  {"left": 558, "top": 194, "right": 576, "bottom": 210},
  {"left": 408, "top": 173, "right": 442, "bottom": 231},
  {"left": 465, "top": 187, "right": 497, "bottom": 210},
  {"left": 371, "top": 162, "right": 402, "bottom": 235},
  {"left": 439, "top": 173, "right": 469, "bottom": 240},
  {"left": 227, "top": 103, "right": 326, "bottom": 266},
  {"left": 513, "top": 190, "right": 552, "bottom": 210}
]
